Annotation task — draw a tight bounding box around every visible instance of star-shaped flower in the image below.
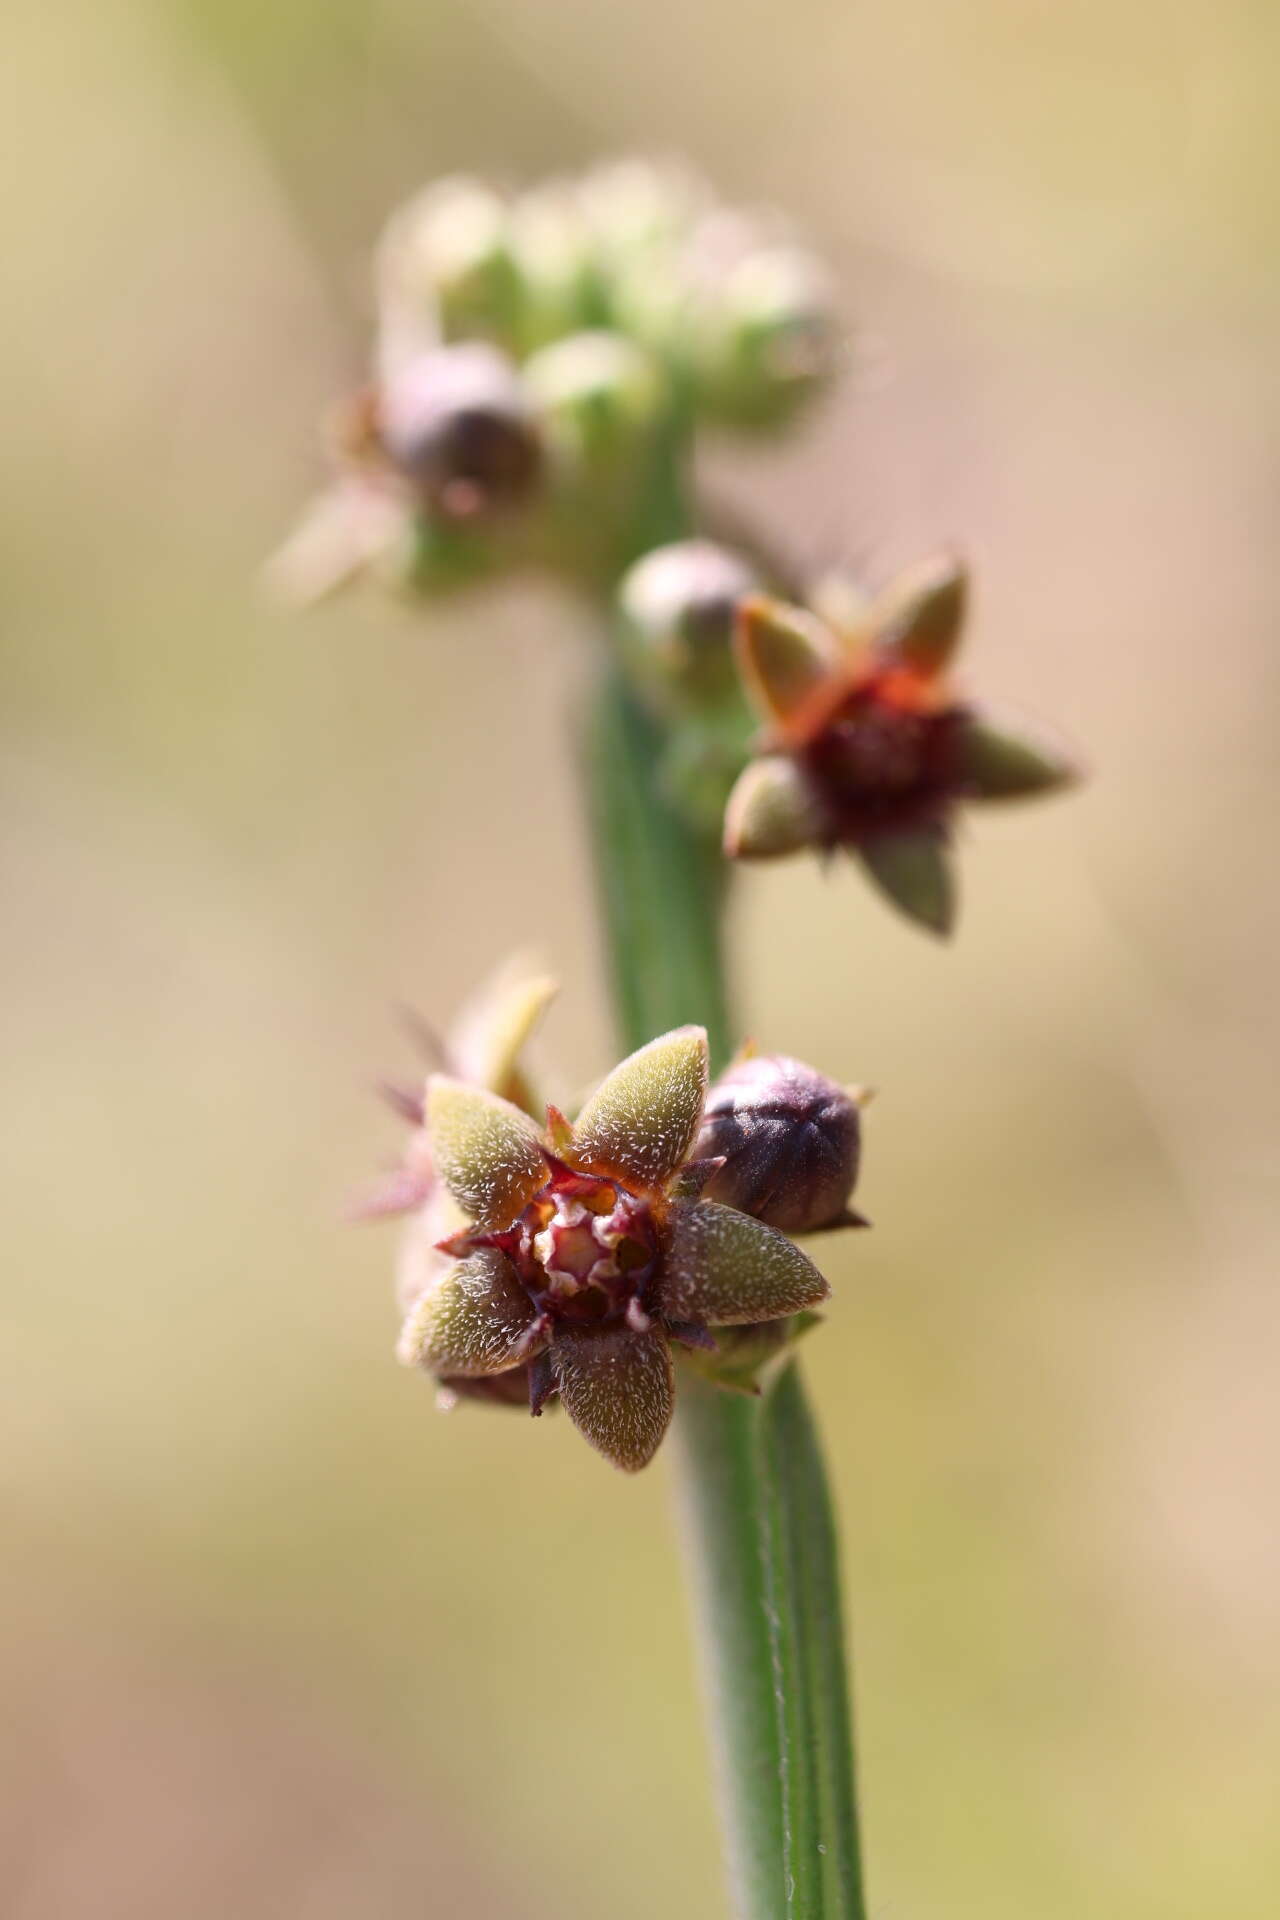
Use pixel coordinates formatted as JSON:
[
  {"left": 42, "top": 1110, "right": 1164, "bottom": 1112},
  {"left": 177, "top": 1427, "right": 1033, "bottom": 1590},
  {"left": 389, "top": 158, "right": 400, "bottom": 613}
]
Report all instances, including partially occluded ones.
[
  {"left": 397, "top": 1026, "right": 830, "bottom": 1469},
  {"left": 722, "top": 559, "right": 1078, "bottom": 934}
]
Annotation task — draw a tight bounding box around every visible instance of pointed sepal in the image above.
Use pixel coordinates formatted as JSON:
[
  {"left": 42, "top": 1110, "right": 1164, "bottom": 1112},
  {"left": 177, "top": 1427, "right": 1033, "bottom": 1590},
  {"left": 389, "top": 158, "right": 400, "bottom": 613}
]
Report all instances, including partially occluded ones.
[
  {"left": 550, "top": 1325, "right": 674, "bottom": 1471},
  {"left": 955, "top": 709, "right": 1079, "bottom": 801},
  {"left": 425, "top": 1075, "right": 548, "bottom": 1230},
  {"left": 658, "top": 1199, "right": 830, "bottom": 1326},
  {"left": 876, "top": 555, "right": 967, "bottom": 676},
  {"left": 570, "top": 1026, "right": 709, "bottom": 1191},
  {"left": 734, "top": 595, "right": 842, "bottom": 732},
  {"left": 723, "top": 754, "right": 824, "bottom": 861},
  {"left": 681, "top": 1311, "right": 822, "bottom": 1396},
  {"left": 447, "top": 964, "right": 558, "bottom": 1107},
  {"left": 857, "top": 827, "right": 956, "bottom": 937},
  {"left": 396, "top": 1249, "right": 545, "bottom": 1375}
]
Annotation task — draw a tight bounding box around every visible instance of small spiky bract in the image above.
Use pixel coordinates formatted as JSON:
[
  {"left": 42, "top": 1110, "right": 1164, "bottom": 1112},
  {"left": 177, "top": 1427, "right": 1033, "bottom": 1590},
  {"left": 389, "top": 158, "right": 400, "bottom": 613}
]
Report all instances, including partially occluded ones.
[
  {"left": 397, "top": 1027, "right": 831, "bottom": 1470},
  {"left": 723, "top": 559, "right": 1079, "bottom": 934}
]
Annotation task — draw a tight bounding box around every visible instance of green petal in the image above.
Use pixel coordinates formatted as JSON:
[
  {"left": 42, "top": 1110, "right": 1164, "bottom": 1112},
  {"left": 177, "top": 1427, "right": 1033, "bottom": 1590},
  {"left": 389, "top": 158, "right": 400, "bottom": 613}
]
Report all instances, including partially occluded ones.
[
  {"left": 448, "top": 961, "right": 558, "bottom": 1106},
  {"left": 734, "top": 594, "right": 842, "bottom": 728},
  {"left": 955, "top": 709, "right": 1079, "bottom": 801},
  {"left": 857, "top": 827, "right": 956, "bottom": 937},
  {"left": 876, "top": 555, "right": 967, "bottom": 675},
  {"left": 551, "top": 1325, "right": 674, "bottom": 1471},
  {"left": 723, "top": 754, "right": 823, "bottom": 860},
  {"left": 425, "top": 1075, "right": 547, "bottom": 1229},
  {"left": 397, "top": 1249, "right": 543, "bottom": 1375},
  {"left": 571, "top": 1027, "right": 708, "bottom": 1191},
  {"left": 659, "top": 1199, "right": 829, "bottom": 1326}
]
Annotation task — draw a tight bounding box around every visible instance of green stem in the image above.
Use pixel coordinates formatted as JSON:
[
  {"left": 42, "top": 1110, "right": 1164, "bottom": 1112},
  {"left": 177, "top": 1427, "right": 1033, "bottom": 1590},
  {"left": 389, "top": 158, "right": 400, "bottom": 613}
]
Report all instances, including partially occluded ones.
[{"left": 582, "top": 668, "right": 868, "bottom": 1920}]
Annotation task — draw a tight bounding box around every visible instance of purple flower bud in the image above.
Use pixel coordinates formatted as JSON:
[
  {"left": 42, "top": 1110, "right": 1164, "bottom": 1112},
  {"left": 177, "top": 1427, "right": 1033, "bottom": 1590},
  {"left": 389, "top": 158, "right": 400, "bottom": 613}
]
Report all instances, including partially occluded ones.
[
  {"left": 693, "top": 1054, "right": 861, "bottom": 1234},
  {"left": 378, "top": 344, "right": 542, "bottom": 520}
]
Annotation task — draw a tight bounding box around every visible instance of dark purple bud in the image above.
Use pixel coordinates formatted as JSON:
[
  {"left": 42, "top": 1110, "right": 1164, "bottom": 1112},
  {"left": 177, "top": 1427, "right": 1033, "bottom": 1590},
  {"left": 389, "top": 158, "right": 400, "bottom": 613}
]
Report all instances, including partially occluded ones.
[
  {"left": 378, "top": 344, "right": 542, "bottom": 519},
  {"left": 693, "top": 1053, "right": 861, "bottom": 1234}
]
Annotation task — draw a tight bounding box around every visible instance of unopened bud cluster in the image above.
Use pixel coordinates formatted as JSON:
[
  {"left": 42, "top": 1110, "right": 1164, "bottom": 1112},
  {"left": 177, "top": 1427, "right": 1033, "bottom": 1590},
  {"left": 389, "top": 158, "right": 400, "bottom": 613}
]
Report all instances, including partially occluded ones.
[{"left": 272, "top": 161, "right": 839, "bottom": 605}]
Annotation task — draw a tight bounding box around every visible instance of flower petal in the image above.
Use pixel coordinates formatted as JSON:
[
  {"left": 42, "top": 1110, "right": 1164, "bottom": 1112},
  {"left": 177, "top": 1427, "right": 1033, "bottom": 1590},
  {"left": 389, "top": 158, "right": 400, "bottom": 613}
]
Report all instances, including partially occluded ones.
[
  {"left": 658, "top": 1199, "right": 829, "bottom": 1326},
  {"left": 425, "top": 1075, "right": 548, "bottom": 1229},
  {"left": 954, "top": 709, "right": 1080, "bottom": 801},
  {"left": 570, "top": 1027, "right": 709, "bottom": 1191},
  {"left": 734, "top": 594, "right": 843, "bottom": 730},
  {"left": 856, "top": 826, "right": 956, "bottom": 937},
  {"left": 397, "top": 1248, "right": 543, "bottom": 1374},
  {"left": 723, "top": 754, "right": 824, "bottom": 860},
  {"left": 448, "top": 959, "right": 558, "bottom": 1107},
  {"left": 874, "top": 555, "right": 967, "bottom": 676},
  {"left": 550, "top": 1325, "right": 674, "bottom": 1471}
]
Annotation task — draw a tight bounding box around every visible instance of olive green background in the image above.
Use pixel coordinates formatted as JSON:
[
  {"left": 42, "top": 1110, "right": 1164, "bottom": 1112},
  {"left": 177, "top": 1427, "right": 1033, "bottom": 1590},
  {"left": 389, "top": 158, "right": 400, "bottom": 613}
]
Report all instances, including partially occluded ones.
[{"left": 3, "top": 1, "right": 1277, "bottom": 1914}]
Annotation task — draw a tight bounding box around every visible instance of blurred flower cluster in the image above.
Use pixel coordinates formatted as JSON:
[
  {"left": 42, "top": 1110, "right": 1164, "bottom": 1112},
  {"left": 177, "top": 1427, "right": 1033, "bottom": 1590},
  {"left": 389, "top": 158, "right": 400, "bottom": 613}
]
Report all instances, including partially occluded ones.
[
  {"left": 365, "top": 964, "right": 865, "bottom": 1469},
  {"left": 272, "top": 159, "right": 838, "bottom": 605},
  {"left": 281, "top": 159, "right": 1077, "bottom": 937}
]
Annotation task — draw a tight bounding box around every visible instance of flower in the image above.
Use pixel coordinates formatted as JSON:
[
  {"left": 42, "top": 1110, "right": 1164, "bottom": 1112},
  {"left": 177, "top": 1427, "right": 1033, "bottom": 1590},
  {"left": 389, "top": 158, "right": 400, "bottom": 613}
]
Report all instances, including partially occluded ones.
[
  {"left": 397, "top": 1026, "right": 830, "bottom": 1470},
  {"left": 723, "top": 558, "right": 1079, "bottom": 934},
  {"left": 352, "top": 957, "right": 558, "bottom": 1353}
]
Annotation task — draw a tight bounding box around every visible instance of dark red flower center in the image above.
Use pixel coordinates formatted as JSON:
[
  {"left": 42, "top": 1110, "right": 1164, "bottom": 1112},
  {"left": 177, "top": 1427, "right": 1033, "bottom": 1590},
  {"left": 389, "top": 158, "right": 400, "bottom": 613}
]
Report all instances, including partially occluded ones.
[
  {"left": 801, "top": 670, "right": 966, "bottom": 842},
  {"left": 493, "top": 1161, "right": 663, "bottom": 1331}
]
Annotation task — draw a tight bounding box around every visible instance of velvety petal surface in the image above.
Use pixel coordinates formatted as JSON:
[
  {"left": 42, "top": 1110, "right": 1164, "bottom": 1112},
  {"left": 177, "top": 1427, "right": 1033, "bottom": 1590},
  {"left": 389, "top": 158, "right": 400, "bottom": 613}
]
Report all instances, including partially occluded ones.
[
  {"left": 955, "top": 709, "right": 1079, "bottom": 800},
  {"left": 659, "top": 1199, "right": 830, "bottom": 1326},
  {"left": 425, "top": 1075, "right": 548, "bottom": 1229},
  {"left": 571, "top": 1026, "right": 709, "bottom": 1191},
  {"left": 734, "top": 594, "right": 843, "bottom": 730},
  {"left": 449, "top": 961, "right": 559, "bottom": 1105},
  {"left": 550, "top": 1325, "right": 674, "bottom": 1471},
  {"left": 397, "top": 1248, "right": 542, "bottom": 1374},
  {"left": 723, "top": 754, "right": 824, "bottom": 860},
  {"left": 857, "top": 826, "right": 956, "bottom": 937},
  {"left": 875, "top": 555, "right": 967, "bottom": 676}
]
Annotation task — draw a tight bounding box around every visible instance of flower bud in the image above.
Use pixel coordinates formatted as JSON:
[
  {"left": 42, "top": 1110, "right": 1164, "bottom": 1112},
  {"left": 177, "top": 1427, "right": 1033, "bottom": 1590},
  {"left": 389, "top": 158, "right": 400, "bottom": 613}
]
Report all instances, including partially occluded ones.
[
  {"left": 379, "top": 176, "right": 522, "bottom": 349},
  {"left": 377, "top": 345, "right": 542, "bottom": 521},
  {"left": 691, "top": 246, "right": 839, "bottom": 431},
  {"left": 618, "top": 540, "right": 761, "bottom": 711},
  {"left": 523, "top": 330, "right": 665, "bottom": 472},
  {"left": 509, "top": 182, "right": 611, "bottom": 351},
  {"left": 694, "top": 1054, "right": 862, "bottom": 1234}
]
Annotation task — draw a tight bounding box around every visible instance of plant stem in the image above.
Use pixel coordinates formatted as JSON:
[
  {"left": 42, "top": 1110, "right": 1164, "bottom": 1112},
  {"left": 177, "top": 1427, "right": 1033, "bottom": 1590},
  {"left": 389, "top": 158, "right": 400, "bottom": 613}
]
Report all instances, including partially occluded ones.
[{"left": 582, "top": 667, "right": 868, "bottom": 1920}]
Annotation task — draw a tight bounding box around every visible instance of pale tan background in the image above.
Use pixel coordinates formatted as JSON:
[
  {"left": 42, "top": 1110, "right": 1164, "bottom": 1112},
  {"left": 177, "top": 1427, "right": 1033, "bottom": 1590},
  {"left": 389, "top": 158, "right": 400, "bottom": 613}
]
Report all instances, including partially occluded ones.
[{"left": 3, "top": 1, "right": 1278, "bottom": 1915}]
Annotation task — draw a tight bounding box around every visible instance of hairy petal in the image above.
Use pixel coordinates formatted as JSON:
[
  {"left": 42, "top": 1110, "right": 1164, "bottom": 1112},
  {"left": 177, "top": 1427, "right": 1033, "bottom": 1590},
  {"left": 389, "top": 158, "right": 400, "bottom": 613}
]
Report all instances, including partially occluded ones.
[
  {"left": 874, "top": 554, "right": 967, "bottom": 676},
  {"left": 551, "top": 1325, "right": 674, "bottom": 1471},
  {"left": 857, "top": 826, "right": 956, "bottom": 937},
  {"left": 571, "top": 1026, "right": 709, "bottom": 1191},
  {"left": 658, "top": 1199, "right": 830, "bottom": 1325},
  {"left": 425, "top": 1075, "right": 548, "bottom": 1229},
  {"left": 734, "top": 594, "right": 843, "bottom": 732},
  {"left": 448, "top": 961, "right": 559, "bottom": 1105},
  {"left": 954, "top": 709, "right": 1080, "bottom": 801},
  {"left": 723, "top": 754, "right": 824, "bottom": 861},
  {"left": 397, "top": 1248, "right": 543, "bottom": 1375}
]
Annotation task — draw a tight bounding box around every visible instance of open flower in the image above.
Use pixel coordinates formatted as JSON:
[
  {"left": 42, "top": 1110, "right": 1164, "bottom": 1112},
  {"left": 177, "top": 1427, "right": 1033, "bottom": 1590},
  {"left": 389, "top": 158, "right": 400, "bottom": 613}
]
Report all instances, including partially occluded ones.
[
  {"left": 723, "top": 559, "right": 1078, "bottom": 934},
  {"left": 397, "top": 1026, "right": 830, "bottom": 1469}
]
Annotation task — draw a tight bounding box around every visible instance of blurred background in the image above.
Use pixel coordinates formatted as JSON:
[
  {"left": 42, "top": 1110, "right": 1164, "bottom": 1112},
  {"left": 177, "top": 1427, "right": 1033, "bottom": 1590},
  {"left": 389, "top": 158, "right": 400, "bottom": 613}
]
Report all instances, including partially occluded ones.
[{"left": 3, "top": 1, "right": 1278, "bottom": 1914}]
